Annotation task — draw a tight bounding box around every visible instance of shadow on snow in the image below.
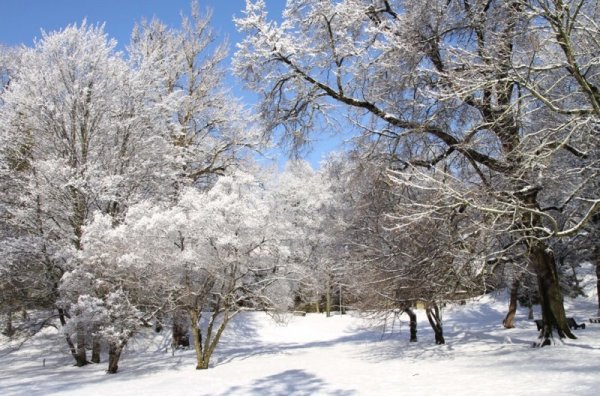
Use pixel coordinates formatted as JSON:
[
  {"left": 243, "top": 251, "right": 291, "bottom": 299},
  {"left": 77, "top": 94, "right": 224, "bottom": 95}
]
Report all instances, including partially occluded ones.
[{"left": 214, "top": 369, "right": 356, "bottom": 396}]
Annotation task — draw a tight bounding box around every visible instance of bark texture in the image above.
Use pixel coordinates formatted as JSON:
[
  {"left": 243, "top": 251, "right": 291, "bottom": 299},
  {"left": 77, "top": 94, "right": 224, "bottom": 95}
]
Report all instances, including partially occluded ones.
[
  {"left": 596, "top": 256, "right": 600, "bottom": 316},
  {"left": 91, "top": 336, "right": 101, "bottom": 364},
  {"left": 189, "top": 309, "right": 204, "bottom": 369},
  {"left": 107, "top": 344, "right": 123, "bottom": 374},
  {"left": 75, "top": 325, "right": 88, "bottom": 367},
  {"left": 531, "top": 243, "right": 576, "bottom": 346},
  {"left": 189, "top": 308, "right": 230, "bottom": 370},
  {"left": 503, "top": 277, "right": 520, "bottom": 329}
]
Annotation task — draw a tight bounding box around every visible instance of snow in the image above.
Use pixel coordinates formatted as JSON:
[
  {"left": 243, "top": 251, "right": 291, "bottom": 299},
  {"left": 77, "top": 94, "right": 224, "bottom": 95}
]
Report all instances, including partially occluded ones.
[{"left": 2, "top": 273, "right": 599, "bottom": 396}]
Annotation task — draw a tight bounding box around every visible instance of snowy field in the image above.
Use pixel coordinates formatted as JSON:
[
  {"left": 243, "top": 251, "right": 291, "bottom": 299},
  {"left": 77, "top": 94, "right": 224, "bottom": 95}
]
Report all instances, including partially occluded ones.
[{"left": 1, "top": 273, "right": 599, "bottom": 396}]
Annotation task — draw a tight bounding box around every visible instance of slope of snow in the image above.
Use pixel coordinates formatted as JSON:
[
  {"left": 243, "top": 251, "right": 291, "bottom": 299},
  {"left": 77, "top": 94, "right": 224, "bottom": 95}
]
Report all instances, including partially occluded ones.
[{"left": 1, "top": 269, "right": 598, "bottom": 395}]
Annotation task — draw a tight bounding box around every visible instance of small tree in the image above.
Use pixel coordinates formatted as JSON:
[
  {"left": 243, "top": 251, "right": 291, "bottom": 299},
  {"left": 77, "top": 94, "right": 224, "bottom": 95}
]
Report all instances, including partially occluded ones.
[{"left": 82, "top": 170, "right": 291, "bottom": 370}]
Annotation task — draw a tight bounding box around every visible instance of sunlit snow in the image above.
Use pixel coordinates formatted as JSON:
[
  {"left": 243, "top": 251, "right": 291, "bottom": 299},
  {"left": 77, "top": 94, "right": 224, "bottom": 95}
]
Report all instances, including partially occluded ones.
[{"left": 1, "top": 267, "right": 598, "bottom": 396}]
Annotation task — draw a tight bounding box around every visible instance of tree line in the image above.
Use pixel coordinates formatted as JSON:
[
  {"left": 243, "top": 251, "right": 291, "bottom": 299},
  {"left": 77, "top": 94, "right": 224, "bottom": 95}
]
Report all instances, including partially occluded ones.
[{"left": 1, "top": 0, "right": 599, "bottom": 374}]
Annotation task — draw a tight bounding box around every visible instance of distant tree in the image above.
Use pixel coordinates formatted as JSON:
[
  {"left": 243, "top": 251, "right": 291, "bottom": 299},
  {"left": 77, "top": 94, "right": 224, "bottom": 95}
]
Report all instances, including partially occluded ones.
[
  {"left": 273, "top": 160, "right": 345, "bottom": 316},
  {"left": 337, "top": 155, "right": 500, "bottom": 344}
]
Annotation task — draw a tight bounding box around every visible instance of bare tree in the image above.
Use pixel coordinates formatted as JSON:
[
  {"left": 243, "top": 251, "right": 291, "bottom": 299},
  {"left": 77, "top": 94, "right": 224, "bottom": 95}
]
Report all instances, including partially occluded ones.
[{"left": 338, "top": 156, "right": 498, "bottom": 344}]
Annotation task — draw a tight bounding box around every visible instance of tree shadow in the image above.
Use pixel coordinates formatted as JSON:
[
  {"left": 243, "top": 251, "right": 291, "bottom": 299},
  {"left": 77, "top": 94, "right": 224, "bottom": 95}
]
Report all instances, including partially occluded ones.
[
  {"left": 350, "top": 304, "right": 536, "bottom": 364},
  {"left": 0, "top": 325, "right": 192, "bottom": 396},
  {"left": 215, "top": 369, "right": 356, "bottom": 396}
]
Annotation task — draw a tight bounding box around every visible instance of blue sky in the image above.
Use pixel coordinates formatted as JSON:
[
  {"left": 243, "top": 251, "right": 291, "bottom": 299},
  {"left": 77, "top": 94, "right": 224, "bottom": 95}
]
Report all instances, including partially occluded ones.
[
  {"left": 0, "top": 1, "right": 257, "bottom": 48},
  {"left": 0, "top": 0, "right": 343, "bottom": 168}
]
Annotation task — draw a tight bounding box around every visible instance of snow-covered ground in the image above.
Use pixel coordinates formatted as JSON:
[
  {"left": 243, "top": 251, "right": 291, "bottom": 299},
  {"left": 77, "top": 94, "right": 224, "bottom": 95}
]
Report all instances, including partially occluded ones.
[{"left": 2, "top": 270, "right": 599, "bottom": 395}]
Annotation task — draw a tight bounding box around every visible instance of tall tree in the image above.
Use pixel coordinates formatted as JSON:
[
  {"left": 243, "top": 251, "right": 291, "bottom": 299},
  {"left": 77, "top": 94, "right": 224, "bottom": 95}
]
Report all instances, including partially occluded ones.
[
  {"left": 0, "top": 22, "right": 173, "bottom": 365},
  {"left": 234, "top": 0, "right": 599, "bottom": 345},
  {"left": 129, "top": 3, "right": 262, "bottom": 193},
  {"left": 0, "top": 3, "right": 261, "bottom": 367}
]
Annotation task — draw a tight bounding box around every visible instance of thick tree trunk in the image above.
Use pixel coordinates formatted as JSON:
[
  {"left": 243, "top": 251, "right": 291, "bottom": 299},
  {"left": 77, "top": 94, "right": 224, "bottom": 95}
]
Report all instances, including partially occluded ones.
[
  {"left": 503, "top": 277, "right": 520, "bottom": 329},
  {"left": 107, "top": 343, "right": 123, "bottom": 374},
  {"left": 426, "top": 302, "right": 444, "bottom": 345},
  {"left": 404, "top": 307, "right": 417, "bottom": 342},
  {"left": 106, "top": 333, "right": 132, "bottom": 374},
  {"left": 91, "top": 336, "right": 101, "bottom": 363},
  {"left": 530, "top": 242, "right": 576, "bottom": 346}
]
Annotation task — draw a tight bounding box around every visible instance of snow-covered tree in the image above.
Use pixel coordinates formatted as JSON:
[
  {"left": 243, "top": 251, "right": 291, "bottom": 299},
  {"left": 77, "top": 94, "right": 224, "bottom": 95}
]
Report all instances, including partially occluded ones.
[
  {"left": 272, "top": 160, "right": 341, "bottom": 315},
  {"left": 0, "top": 3, "right": 263, "bottom": 368},
  {"left": 234, "top": 0, "right": 600, "bottom": 346},
  {"left": 0, "top": 23, "right": 173, "bottom": 365},
  {"left": 129, "top": 3, "right": 262, "bottom": 192},
  {"left": 80, "top": 170, "right": 289, "bottom": 370}
]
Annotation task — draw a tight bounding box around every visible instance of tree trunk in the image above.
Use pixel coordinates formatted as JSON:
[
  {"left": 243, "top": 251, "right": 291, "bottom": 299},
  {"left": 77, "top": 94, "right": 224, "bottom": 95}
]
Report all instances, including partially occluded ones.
[
  {"left": 338, "top": 284, "right": 343, "bottom": 315},
  {"left": 325, "top": 276, "right": 332, "bottom": 318},
  {"left": 91, "top": 336, "right": 101, "bottom": 363},
  {"left": 528, "top": 304, "right": 534, "bottom": 320},
  {"left": 530, "top": 242, "right": 576, "bottom": 346},
  {"left": 201, "top": 314, "right": 229, "bottom": 370},
  {"left": 106, "top": 332, "right": 132, "bottom": 374},
  {"left": 596, "top": 258, "right": 600, "bottom": 317},
  {"left": 503, "top": 277, "right": 520, "bottom": 329},
  {"left": 189, "top": 308, "right": 205, "bottom": 369},
  {"left": 426, "top": 302, "right": 444, "bottom": 345},
  {"left": 172, "top": 321, "right": 189, "bottom": 348},
  {"left": 188, "top": 305, "right": 233, "bottom": 370},
  {"left": 3, "top": 310, "right": 14, "bottom": 337},
  {"left": 58, "top": 308, "right": 79, "bottom": 364},
  {"left": 107, "top": 343, "right": 123, "bottom": 374},
  {"left": 75, "top": 325, "right": 88, "bottom": 367},
  {"left": 405, "top": 307, "right": 417, "bottom": 342}
]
